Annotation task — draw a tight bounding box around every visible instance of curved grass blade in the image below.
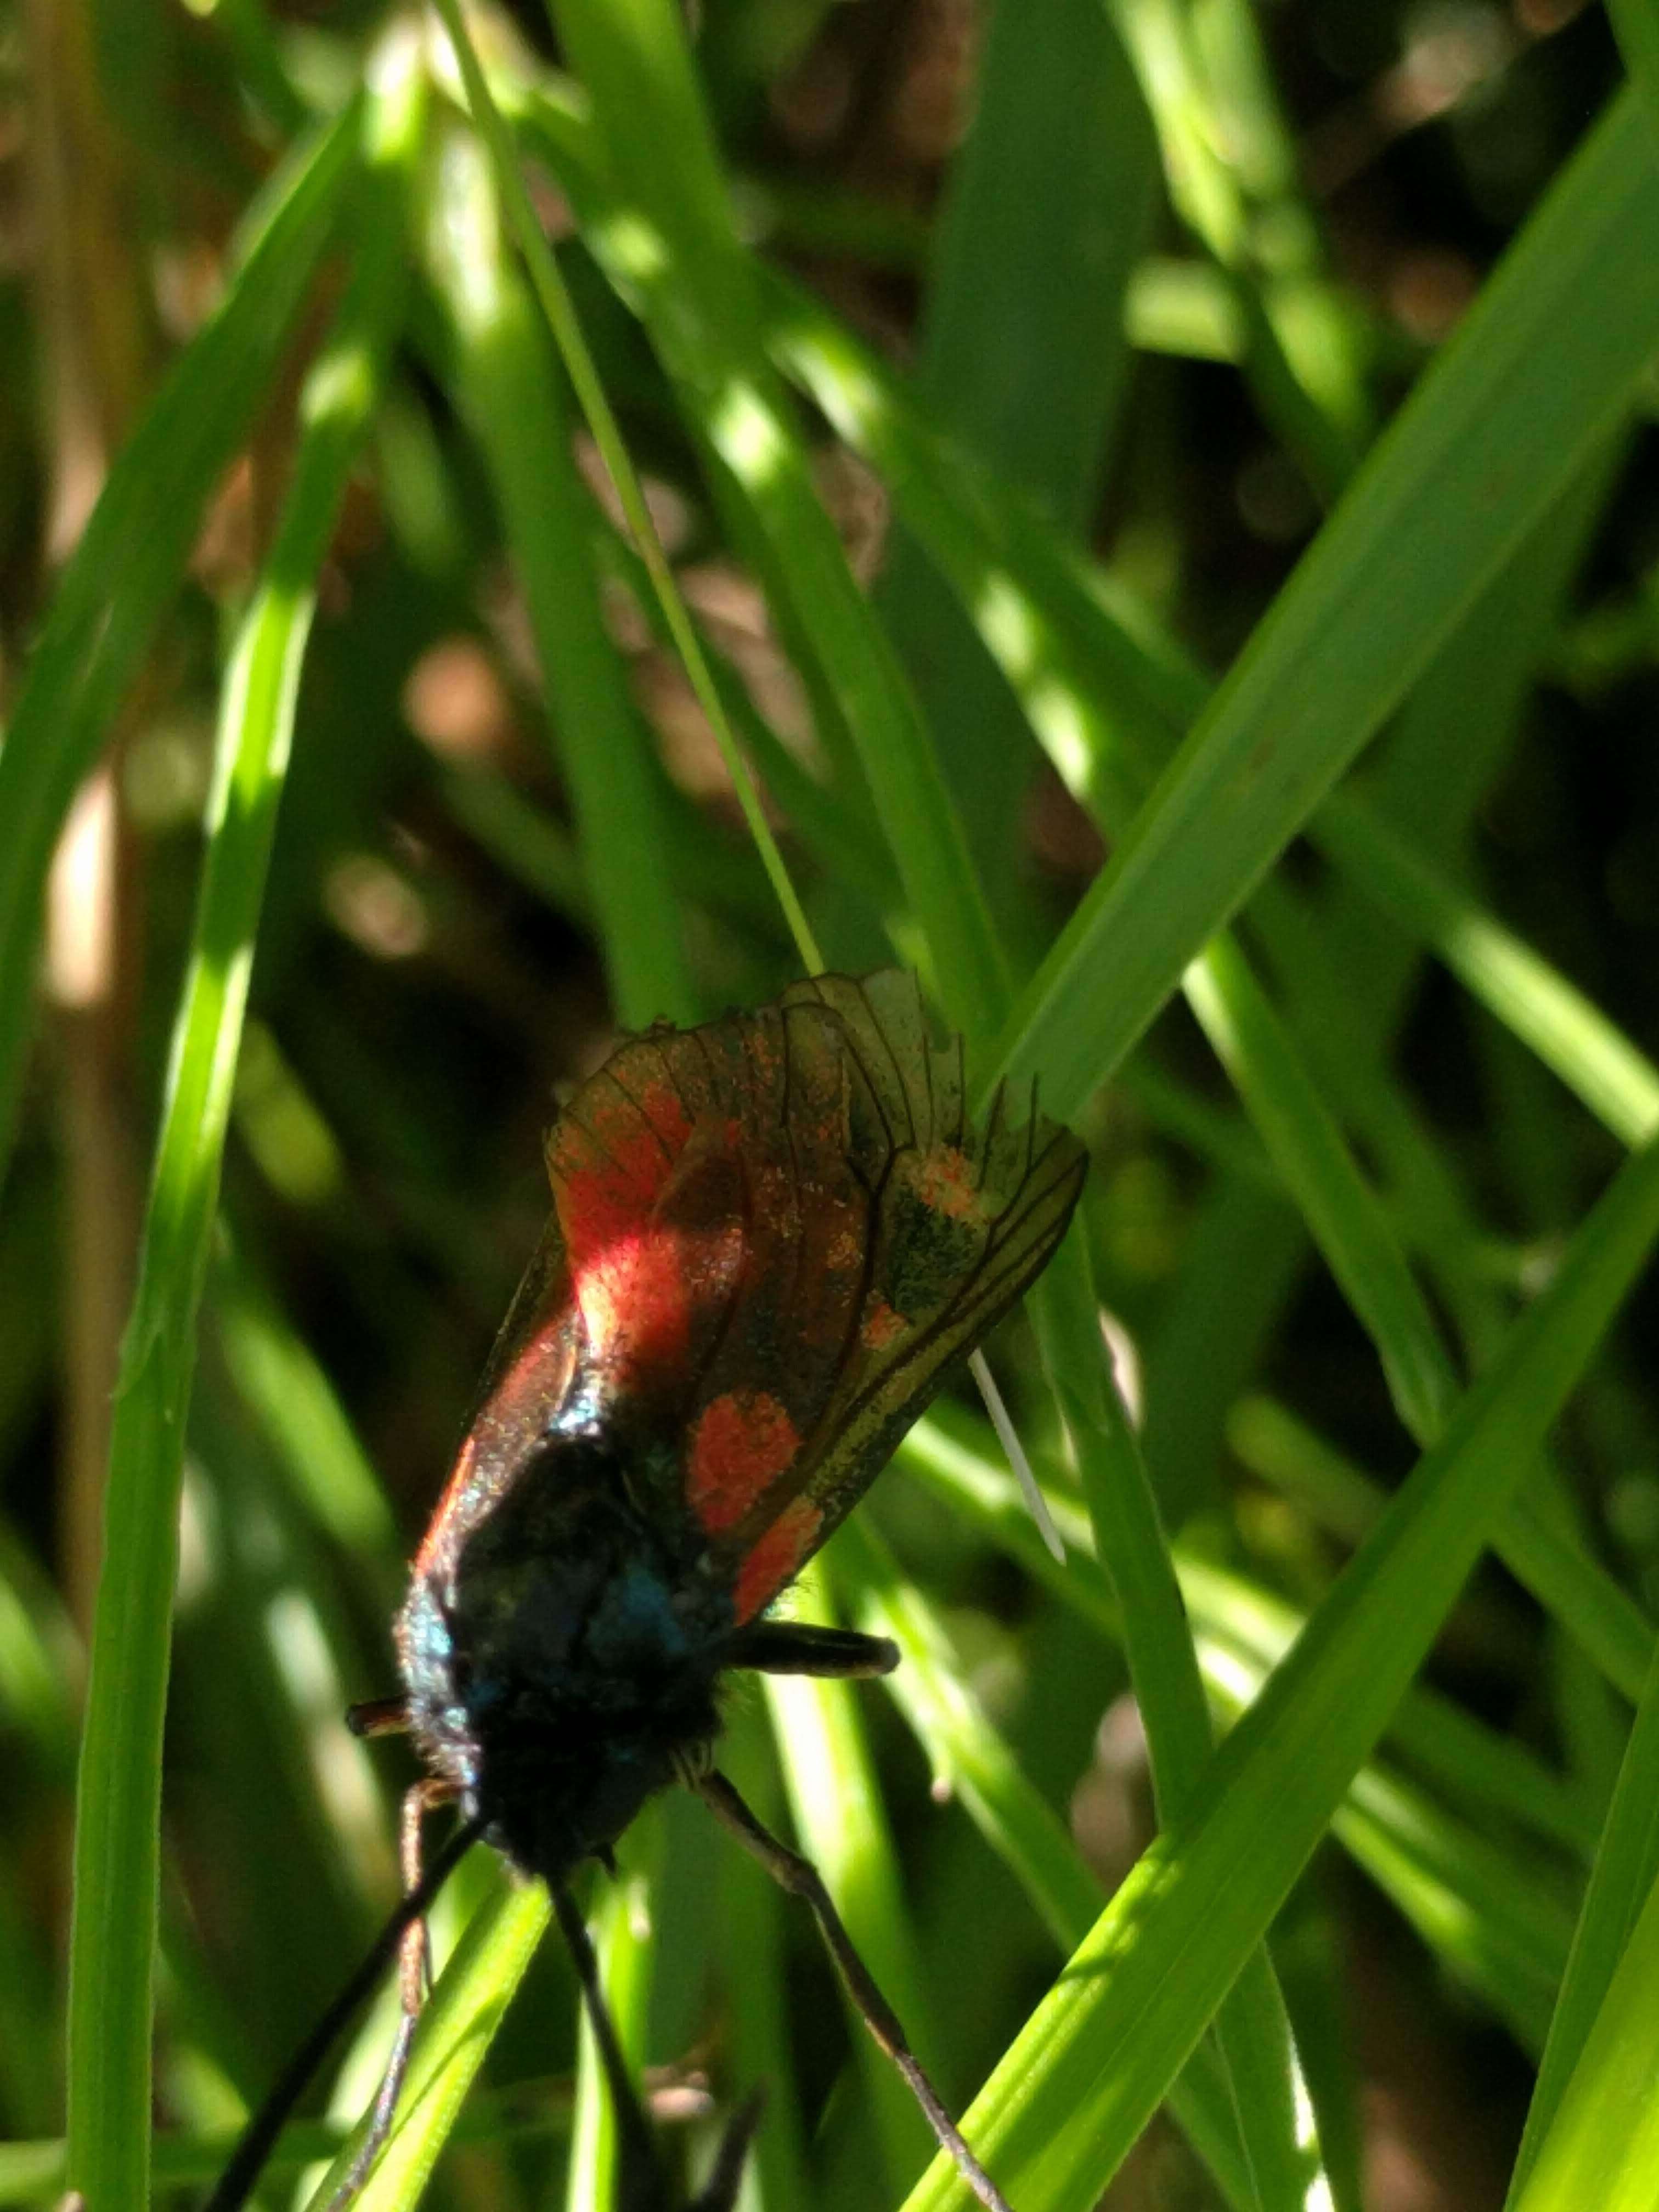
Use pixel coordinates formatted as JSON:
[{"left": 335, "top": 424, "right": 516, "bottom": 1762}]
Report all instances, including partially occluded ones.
[
  {"left": 900, "top": 1125, "right": 1659, "bottom": 2212},
  {"left": 989, "top": 90, "right": 1659, "bottom": 1123},
  {"left": 61, "top": 57, "right": 424, "bottom": 2209},
  {"left": 0, "top": 99, "right": 359, "bottom": 1188}
]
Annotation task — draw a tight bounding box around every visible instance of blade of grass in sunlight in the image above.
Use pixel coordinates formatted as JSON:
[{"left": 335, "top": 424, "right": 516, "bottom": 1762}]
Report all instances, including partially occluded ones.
[
  {"left": 765, "top": 1590, "right": 940, "bottom": 2195},
  {"left": 428, "top": 0, "right": 827, "bottom": 985},
  {"left": 425, "top": 122, "right": 698, "bottom": 1032},
  {"left": 533, "top": 0, "right": 1011, "bottom": 1058},
  {"left": 0, "top": 99, "right": 359, "bottom": 1188},
  {"left": 1107, "top": 0, "right": 1364, "bottom": 493},
  {"left": 1509, "top": 1855, "right": 1659, "bottom": 2212},
  {"left": 317, "top": 1874, "right": 551, "bottom": 2212},
  {"left": 830, "top": 1519, "right": 1262, "bottom": 2212},
  {"left": 1509, "top": 1641, "right": 1659, "bottom": 2202},
  {"left": 62, "top": 57, "right": 422, "bottom": 2209},
  {"left": 1312, "top": 791, "right": 1659, "bottom": 1149},
  {"left": 992, "top": 90, "right": 1659, "bottom": 1124},
  {"left": 901, "top": 1125, "right": 1659, "bottom": 2212}
]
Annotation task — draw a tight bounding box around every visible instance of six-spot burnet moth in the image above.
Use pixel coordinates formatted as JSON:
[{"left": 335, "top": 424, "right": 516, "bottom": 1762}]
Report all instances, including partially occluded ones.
[{"left": 207, "top": 971, "right": 1086, "bottom": 2212}]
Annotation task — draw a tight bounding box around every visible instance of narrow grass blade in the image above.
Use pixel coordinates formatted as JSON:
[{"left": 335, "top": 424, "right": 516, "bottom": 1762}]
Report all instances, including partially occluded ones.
[
  {"left": 565, "top": 1822, "right": 659, "bottom": 2212},
  {"left": 901, "top": 1126, "right": 1659, "bottom": 2211},
  {"left": 430, "top": 0, "right": 825, "bottom": 981},
  {"left": 1509, "top": 1639, "right": 1659, "bottom": 2200},
  {"left": 831, "top": 1519, "right": 1261, "bottom": 2212},
  {"left": 1509, "top": 1857, "right": 1659, "bottom": 2212},
  {"left": 0, "top": 100, "right": 359, "bottom": 1186},
  {"left": 425, "top": 123, "right": 697, "bottom": 1031},
  {"left": 61, "top": 59, "right": 422, "bottom": 2209},
  {"left": 991, "top": 91, "right": 1659, "bottom": 1122},
  {"left": 534, "top": 0, "right": 1009, "bottom": 1057},
  {"left": 323, "top": 1875, "right": 552, "bottom": 2211},
  {"left": 1313, "top": 790, "right": 1659, "bottom": 1150},
  {"left": 764, "top": 1595, "right": 939, "bottom": 2194}
]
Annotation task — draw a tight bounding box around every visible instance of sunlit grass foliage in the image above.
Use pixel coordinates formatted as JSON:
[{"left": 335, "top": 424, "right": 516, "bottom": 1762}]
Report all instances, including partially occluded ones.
[{"left": 5, "top": 3, "right": 1659, "bottom": 2210}]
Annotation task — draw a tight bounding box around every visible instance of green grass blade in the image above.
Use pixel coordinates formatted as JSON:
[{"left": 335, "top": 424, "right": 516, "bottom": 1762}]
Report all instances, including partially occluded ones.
[
  {"left": 912, "top": 0, "right": 1154, "bottom": 526},
  {"left": 1509, "top": 1855, "right": 1659, "bottom": 2212},
  {"left": 764, "top": 1596, "right": 939, "bottom": 2194},
  {"left": 431, "top": 0, "right": 825, "bottom": 981},
  {"left": 0, "top": 99, "right": 359, "bottom": 1187},
  {"left": 1509, "top": 1641, "right": 1659, "bottom": 2200},
  {"left": 1609, "top": 0, "right": 1659, "bottom": 126},
  {"left": 876, "top": 0, "right": 1156, "bottom": 932},
  {"left": 1182, "top": 938, "right": 1456, "bottom": 1443},
  {"left": 991, "top": 90, "right": 1659, "bottom": 1121},
  {"left": 534, "top": 0, "right": 1010, "bottom": 1056},
  {"left": 1107, "top": 0, "right": 1362, "bottom": 492},
  {"left": 832, "top": 1518, "right": 1261, "bottom": 2212},
  {"left": 61, "top": 59, "right": 422, "bottom": 2208},
  {"left": 1032, "top": 1242, "right": 1321, "bottom": 2212},
  {"left": 425, "top": 123, "right": 697, "bottom": 1031},
  {"left": 564, "top": 1824, "right": 659, "bottom": 2212},
  {"left": 901, "top": 1125, "right": 1659, "bottom": 2211},
  {"left": 1313, "top": 790, "right": 1659, "bottom": 1149},
  {"left": 322, "top": 1874, "right": 552, "bottom": 2211}
]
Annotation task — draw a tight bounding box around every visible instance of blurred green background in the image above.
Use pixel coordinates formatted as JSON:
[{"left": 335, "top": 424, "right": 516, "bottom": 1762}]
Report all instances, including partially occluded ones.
[{"left": 5, "top": 2, "right": 1659, "bottom": 2209}]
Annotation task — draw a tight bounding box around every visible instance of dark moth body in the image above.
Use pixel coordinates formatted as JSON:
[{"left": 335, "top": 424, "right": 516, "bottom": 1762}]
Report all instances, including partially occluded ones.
[
  {"left": 400, "top": 1426, "right": 732, "bottom": 1881},
  {"left": 398, "top": 972, "right": 1086, "bottom": 1891}
]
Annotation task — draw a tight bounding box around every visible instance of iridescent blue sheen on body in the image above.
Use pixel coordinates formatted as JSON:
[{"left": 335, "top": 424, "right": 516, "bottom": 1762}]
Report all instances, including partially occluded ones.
[{"left": 398, "top": 1430, "right": 734, "bottom": 1884}]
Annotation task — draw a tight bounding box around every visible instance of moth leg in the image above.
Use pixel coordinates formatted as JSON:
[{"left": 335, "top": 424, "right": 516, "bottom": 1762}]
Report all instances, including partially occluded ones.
[
  {"left": 320, "top": 1776, "right": 456, "bottom": 2212},
  {"left": 723, "top": 1621, "right": 899, "bottom": 1679},
  {"left": 205, "top": 1812, "right": 483, "bottom": 2212},
  {"left": 690, "top": 2085, "right": 767, "bottom": 2212},
  {"left": 347, "top": 1694, "right": 411, "bottom": 1738},
  {"left": 550, "top": 1881, "right": 667, "bottom": 2212},
  {"left": 695, "top": 1769, "right": 1014, "bottom": 2212}
]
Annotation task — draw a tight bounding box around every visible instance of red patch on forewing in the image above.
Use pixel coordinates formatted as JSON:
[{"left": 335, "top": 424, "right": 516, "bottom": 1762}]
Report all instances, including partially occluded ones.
[
  {"left": 916, "top": 1145, "right": 983, "bottom": 1222},
  {"left": 733, "top": 1498, "right": 822, "bottom": 1623},
  {"left": 690, "top": 1391, "right": 800, "bottom": 1532},
  {"left": 551, "top": 1081, "right": 696, "bottom": 1374},
  {"left": 414, "top": 1432, "right": 478, "bottom": 1579},
  {"left": 861, "top": 1299, "right": 907, "bottom": 1351}
]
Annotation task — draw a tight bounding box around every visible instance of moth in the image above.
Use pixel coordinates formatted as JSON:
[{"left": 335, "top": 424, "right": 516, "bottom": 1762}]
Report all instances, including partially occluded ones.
[{"left": 210, "top": 972, "right": 1086, "bottom": 2212}]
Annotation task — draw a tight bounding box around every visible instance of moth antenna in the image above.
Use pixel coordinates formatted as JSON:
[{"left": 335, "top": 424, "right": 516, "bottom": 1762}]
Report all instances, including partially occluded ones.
[
  {"left": 695, "top": 1770, "right": 1017, "bottom": 2212},
  {"left": 312, "top": 1779, "right": 459, "bottom": 2212},
  {"left": 970, "top": 1348, "right": 1065, "bottom": 1562},
  {"left": 551, "top": 1882, "right": 667, "bottom": 2210},
  {"left": 202, "top": 1812, "right": 484, "bottom": 2212}
]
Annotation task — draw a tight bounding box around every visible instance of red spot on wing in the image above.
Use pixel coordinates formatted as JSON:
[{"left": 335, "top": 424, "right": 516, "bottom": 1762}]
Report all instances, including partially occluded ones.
[
  {"left": 916, "top": 1144, "right": 983, "bottom": 1222},
  {"left": 414, "top": 1432, "right": 478, "bottom": 1579},
  {"left": 733, "top": 1498, "right": 822, "bottom": 1623},
  {"left": 414, "top": 1306, "right": 580, "bottom": 1578},
  {"left": 861, "top": 1299, "right": 907, "bottom": 1351},
  {"left": 690, "top": 1391, "right": 800, "bottom": 1532},
  {"left": 551, "top": 1081, "right": 698, "bottom": 1375}
]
